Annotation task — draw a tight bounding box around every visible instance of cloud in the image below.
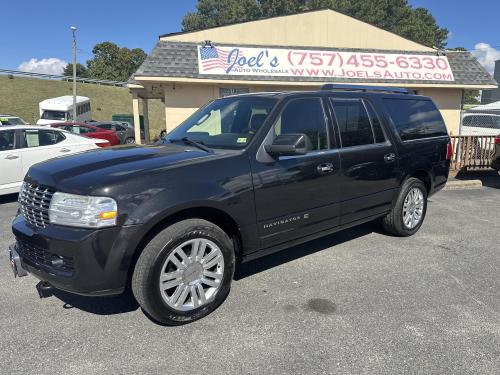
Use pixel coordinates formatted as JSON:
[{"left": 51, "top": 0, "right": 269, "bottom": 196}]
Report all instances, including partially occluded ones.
[
  {"left": 17, "top": 58, "right": 68, "bottom": 75},
  {"left": 471, "top": 43, "right": 500, "bottom": 75}
]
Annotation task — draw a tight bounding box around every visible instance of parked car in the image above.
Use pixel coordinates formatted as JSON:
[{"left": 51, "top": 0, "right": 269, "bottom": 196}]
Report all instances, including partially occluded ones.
[
  {"left": 9, "top": 85, "right": 451, "bottom": 325},
  {"left": 50, "top": 122, "right": 120, "bottom": 146},
  {"left": 491, "top": 135, "right": 500, "bottom": 171},
  {"left": 92, "top": 121, "right": 143, "bottom": 144},
  {"left": 0, "top": 115, "right": 28, "bottom": 126},
  {"left": 461, "top": 113, "right": 500, "bottom": 136},
  {"left": 0, "top": 125, "right": 108, "bottom": 195}
]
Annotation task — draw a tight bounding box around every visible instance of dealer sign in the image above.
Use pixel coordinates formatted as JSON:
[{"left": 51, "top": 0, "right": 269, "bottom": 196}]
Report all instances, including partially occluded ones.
[{"left": 198, "top": 45, "right": 455, "bottom": 82}]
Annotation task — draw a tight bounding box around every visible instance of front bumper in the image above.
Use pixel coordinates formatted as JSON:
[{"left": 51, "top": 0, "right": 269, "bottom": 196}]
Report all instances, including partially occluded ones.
[{"left": 11, "top": 214, "right": 143, "bottom": 296}]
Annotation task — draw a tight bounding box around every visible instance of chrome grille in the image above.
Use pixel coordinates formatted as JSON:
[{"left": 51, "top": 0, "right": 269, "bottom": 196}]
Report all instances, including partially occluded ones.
[{"left": 18, "top": 182, "right": 55, "bottom": 228}]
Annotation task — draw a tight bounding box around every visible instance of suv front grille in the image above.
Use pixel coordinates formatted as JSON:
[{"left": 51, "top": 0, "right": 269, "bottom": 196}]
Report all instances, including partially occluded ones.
[
  {"left": 16, "top": 240, "right": 74, "bottom": 274},
  {"left": 19, "top": 183, "right": 55, "bottom": 228}
]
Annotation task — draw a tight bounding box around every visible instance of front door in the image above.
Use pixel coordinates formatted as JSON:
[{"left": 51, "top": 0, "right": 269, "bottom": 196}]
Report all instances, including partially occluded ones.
[
  {"left": 251, "top": 96, "right": 342, "bottom": 249},
  {"left": 0, "top": 129, "right": 22, "bottom": 193},
  {"left": 328, "top": 97, "right": 400, "bottom": 224}
]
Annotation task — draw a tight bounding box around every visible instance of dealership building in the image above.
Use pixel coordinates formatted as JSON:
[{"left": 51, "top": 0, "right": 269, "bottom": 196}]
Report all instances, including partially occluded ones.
[{"left": 129, "top": 8, "right": 497, "bottom": 142}]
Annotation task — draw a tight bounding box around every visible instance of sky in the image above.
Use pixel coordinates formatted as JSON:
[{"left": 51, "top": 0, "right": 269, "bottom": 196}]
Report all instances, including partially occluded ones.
[{"left": 1, "top": 0, "right": 498, "bottom": 75}]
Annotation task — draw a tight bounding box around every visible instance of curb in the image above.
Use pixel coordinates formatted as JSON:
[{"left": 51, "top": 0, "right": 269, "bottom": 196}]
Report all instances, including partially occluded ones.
[{"left": 443, "top": 179, "right": 483, "bottom": 190}]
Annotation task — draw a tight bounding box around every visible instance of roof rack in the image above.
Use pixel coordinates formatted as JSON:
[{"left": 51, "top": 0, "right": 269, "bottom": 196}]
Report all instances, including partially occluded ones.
[{"left": 321, "top": 84, "right": 411, "bottom": 94}]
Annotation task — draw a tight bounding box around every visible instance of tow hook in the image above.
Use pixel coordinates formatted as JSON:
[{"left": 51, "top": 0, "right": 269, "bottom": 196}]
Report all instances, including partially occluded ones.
[
  {"left": 36, "top": 281, "right": 54, "bottom": 299},
  {"left": 9, "top": 244, "right": 28, "bottom": 278}
]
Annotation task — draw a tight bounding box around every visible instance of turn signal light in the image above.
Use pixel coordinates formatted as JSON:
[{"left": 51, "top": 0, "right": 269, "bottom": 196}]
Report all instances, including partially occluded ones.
[
  {"left": 446, "top": 141, "right": 453, "bottom": 160},
  {"left": 99, "top": 211, "right": 117, "bottom": 220}
]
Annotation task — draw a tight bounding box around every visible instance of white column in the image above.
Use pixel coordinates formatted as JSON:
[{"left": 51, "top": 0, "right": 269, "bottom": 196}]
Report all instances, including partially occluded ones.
[
  {"left": 132, "top": 93, "right": 141, "bottom": 145},
  {"left": 142, "top": 99, "right": 150, "bottom": 143},
  {"left": 163, "top": 85, "right": 169, "bottom": 135}
]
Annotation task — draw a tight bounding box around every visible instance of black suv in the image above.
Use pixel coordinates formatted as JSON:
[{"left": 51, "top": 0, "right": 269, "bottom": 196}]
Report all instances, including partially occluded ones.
[{"left": 9, "top": 85, "right": 451, "bottom": 325}]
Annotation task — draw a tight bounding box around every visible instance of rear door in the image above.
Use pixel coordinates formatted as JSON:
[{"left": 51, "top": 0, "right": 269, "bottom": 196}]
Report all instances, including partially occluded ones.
[
  {"left": 0, "top": 129, "right": 23, "bottom": 192},
  {"left": 328, "top": 97, "right": 399, "bottom": 224}
]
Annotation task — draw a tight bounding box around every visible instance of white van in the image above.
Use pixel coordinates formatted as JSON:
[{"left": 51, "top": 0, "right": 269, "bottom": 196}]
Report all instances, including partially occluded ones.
[{"left": 36, "top": 96, "right": 91, "bottom": 125}]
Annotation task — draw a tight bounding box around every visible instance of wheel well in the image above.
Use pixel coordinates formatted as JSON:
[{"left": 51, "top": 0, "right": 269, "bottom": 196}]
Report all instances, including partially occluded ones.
[
  {"left": 408, "top": 170, "right": 431, "bottom": 193},
  {"left": 126, "top": 207, "right": 243, "bottom": 284}
]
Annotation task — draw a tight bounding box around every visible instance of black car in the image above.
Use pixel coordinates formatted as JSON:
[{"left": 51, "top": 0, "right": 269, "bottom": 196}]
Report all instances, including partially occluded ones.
[
  {"left": 9, "top": 85, "right": 452, "bottom": 325},
  {"left": 492, "top": 135, "right": 500, "bottom": 171}
]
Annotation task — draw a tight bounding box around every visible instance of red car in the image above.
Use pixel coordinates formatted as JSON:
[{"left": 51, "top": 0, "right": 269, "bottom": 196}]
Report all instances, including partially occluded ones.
[{"left": 50, "top": 122, "right": 120, "bottom": 146}]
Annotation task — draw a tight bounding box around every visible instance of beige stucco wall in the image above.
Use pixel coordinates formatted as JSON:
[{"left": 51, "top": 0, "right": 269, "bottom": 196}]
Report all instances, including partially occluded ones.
[
  {"left": 161, "top": 9, "right": 433, "bottom": 52},
  {"left": 162, "top": 83, "right": 462, "bottom": 136}
]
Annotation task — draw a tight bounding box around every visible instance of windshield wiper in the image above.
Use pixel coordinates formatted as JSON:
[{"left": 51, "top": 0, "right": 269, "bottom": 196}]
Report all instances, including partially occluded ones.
[{"left": 169, "top": 137, "right": 213, "bottom": 153}]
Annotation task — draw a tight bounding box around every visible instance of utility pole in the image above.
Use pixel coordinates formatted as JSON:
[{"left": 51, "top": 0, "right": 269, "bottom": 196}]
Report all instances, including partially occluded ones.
[{"left": 71, "top": 26, "right": 77, "bottom": 121}]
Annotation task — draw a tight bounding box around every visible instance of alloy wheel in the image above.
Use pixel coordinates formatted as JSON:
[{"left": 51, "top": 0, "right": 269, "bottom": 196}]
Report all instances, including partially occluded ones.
[
  {"left": 402, "top": 187, "right": 424, "bottom": 229},
  {"left": 159, "top": 238, "right": 224, "bottom": 312}
]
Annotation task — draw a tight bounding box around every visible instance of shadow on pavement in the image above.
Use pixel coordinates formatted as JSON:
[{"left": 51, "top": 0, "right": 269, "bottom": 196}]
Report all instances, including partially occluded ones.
[
  {"left": 0, "top": 193, "right": 19, "bottom": 204},
  {"left": 235, "top": 222, "right": 379, "bottom": 280},
  {"left": 51, "top": 289, "right": 139, "bottom": 315},
  {"left": 454, "top": 169, "right": 500, "bottom": 189}
]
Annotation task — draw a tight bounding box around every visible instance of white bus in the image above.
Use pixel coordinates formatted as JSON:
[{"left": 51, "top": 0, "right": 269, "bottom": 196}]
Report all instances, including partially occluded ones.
[{"left": 37, "top": 96, "right": 91, "bottom": 125}]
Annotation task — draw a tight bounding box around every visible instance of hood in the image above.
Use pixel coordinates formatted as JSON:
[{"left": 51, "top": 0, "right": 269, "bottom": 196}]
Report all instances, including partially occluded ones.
[{"left": 26, "top": 143, "right": 224, "bottom": 194}]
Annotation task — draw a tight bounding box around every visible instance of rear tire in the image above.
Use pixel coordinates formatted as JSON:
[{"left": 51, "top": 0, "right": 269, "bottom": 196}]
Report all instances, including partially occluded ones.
[
  {"left": 382, "top": 177, "right": 427, "bottom": 237},
  {"left": 132, "top": 219, "right": 235, "bottom": 325}
]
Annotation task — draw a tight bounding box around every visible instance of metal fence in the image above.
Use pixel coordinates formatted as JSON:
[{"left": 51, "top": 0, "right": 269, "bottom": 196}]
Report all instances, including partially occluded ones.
[
  {"left": 0, "top": 68, "right": 127, "bottom": 87},
  {"left": 450, "top": 135, "right": 496, "bottom": 170}
]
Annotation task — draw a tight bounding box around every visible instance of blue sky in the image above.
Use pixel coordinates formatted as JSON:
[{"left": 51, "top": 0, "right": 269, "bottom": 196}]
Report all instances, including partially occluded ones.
[{"left": 1, "top": 0, "right": 498, "bottom": 74}]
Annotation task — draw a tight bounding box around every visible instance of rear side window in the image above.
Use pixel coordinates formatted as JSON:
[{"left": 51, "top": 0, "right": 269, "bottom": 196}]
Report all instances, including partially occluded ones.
[
  {"left": 463, "top": 115, "right": 500, "bottom": 129},
  {"left": 23, "top": 130, "right": 65, "bottom": 148},
  {"left": 331, "top": 99, "right": 374, "bottom": 147},
  {"left": 385, "top": 99, "right": 448, "bottom": 141},
  {"left": 0, "top": 130, "right": 16, "bottom": 151}
]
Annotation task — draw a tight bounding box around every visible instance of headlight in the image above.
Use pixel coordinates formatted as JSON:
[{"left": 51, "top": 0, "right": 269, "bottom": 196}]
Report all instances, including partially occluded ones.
[{"left": 49, "top": 192, "right": 117, "bottom": 228}]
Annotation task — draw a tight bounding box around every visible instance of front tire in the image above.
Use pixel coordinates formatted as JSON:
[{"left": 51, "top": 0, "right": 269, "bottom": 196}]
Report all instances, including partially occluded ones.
[
  {"left": 382, "top": 177, "right": 427, "bottom": 237},
  {"left": 132, "top": 219, "right": 235, "bottom": 325}
]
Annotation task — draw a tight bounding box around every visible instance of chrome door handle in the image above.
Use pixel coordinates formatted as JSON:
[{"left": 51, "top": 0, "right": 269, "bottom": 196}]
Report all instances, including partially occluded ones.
[
  {"left": 60, "top": 148, "right": 71, "bottom": 153},
  {"left": 384, "top": 153, "right": 396, "bottom": 163},
  {"left": 317, "top": 163, "right": 335, "bottom": 174},
  {"left": 5, "top": 154, "right": 19, "bottom": 160}
]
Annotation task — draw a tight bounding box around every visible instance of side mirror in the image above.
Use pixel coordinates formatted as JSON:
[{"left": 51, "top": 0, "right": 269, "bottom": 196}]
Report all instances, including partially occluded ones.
[{"left": 264, "top": 134, "right": 310, "bottom": 157}]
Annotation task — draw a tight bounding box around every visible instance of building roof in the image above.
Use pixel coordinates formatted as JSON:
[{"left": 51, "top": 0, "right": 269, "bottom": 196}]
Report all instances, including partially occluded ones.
[{"left": 132, "top": 41, "right": 496, "bottom": 88}]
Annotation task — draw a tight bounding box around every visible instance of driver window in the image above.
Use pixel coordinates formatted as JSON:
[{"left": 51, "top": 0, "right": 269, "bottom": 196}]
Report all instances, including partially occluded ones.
[{"left": 273, "top": 97, "right": 328, "bottom": 151}]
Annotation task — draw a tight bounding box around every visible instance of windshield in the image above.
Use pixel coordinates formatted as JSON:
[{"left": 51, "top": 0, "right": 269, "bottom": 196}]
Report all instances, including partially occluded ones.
[
  {"left": 0, "top": 117, "right": 27, "bottom": 125},
  {"left": 41, "top": 110, "right": 67, "bottom": 121},
  {"left": 164, "top": 96, "right": 277, "bottom": 149}
]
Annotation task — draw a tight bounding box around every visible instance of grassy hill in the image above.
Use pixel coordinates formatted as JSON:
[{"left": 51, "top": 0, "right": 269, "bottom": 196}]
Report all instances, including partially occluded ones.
[{"left": 0, "top": 75, "right": 165, "bottom": 138}]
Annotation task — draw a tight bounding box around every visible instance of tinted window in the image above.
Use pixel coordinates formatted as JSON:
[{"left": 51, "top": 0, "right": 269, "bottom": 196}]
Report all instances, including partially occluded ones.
[
  {"left": 23, "top": 130, "right": 64, "bottom": 148},
  {"left": 365, "top": 101, "right": 386, "bottom": 143},
  {"left": 332, "top": 99, "right": 374, "bottom": 147},
  {"left": 113, "top": 125, "right": 125, "bottom": 131},
  {"left": 385, "top": 99, "right": 448, "bottom": 141},
  {"left": 98, "top": 123, "right": 112, "bottom": 130},
  {"left": 274, "top": 97, "right": 328, "bottom": 151},
  {"left": 0, "top": 130, "right": 15, "bottom": 151},
  {"left": 463, "top": 115, "right": 500, "bottom": 129}
]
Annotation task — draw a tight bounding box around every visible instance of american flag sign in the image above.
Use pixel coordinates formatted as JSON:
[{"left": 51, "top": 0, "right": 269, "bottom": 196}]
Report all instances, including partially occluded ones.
[{"left": 199, "top": 47, "right": 232, "bottom": 72}]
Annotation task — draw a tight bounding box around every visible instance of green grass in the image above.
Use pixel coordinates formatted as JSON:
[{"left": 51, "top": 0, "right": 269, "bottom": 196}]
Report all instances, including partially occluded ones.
[{"left": 0, "top": 75, "right": 165, "bottom": 138}]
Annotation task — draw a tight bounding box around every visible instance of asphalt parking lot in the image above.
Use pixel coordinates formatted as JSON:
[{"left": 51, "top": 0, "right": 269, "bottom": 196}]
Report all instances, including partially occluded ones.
[{"left": 1, "top": 187, "right": 500, "bottom": 375}]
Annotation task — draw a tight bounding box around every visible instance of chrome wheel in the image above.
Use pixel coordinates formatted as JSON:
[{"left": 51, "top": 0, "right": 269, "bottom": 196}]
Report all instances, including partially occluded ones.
[
  {"left": 159, "top": 238, "right": 224, "bottom": 312},
  {"left": 402, "top": 187, "right": 424, "bottom": 229},
  {"left": 125, "top": 138, "right": 135, "bottom": 144}
]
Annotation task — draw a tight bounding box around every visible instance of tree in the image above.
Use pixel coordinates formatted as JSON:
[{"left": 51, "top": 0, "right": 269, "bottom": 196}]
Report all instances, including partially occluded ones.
[
  {"left": 182, "top": 0, "right": 261, "bottom": 32},
  {"left": 62, "top": 63, "right": 88, "bottom": 77},
  {"left": 183, "top": 0, "right": 448, "bottom": 49},
  {"left": 86, "top": 42, "right": 147, "bottom": 82}
]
